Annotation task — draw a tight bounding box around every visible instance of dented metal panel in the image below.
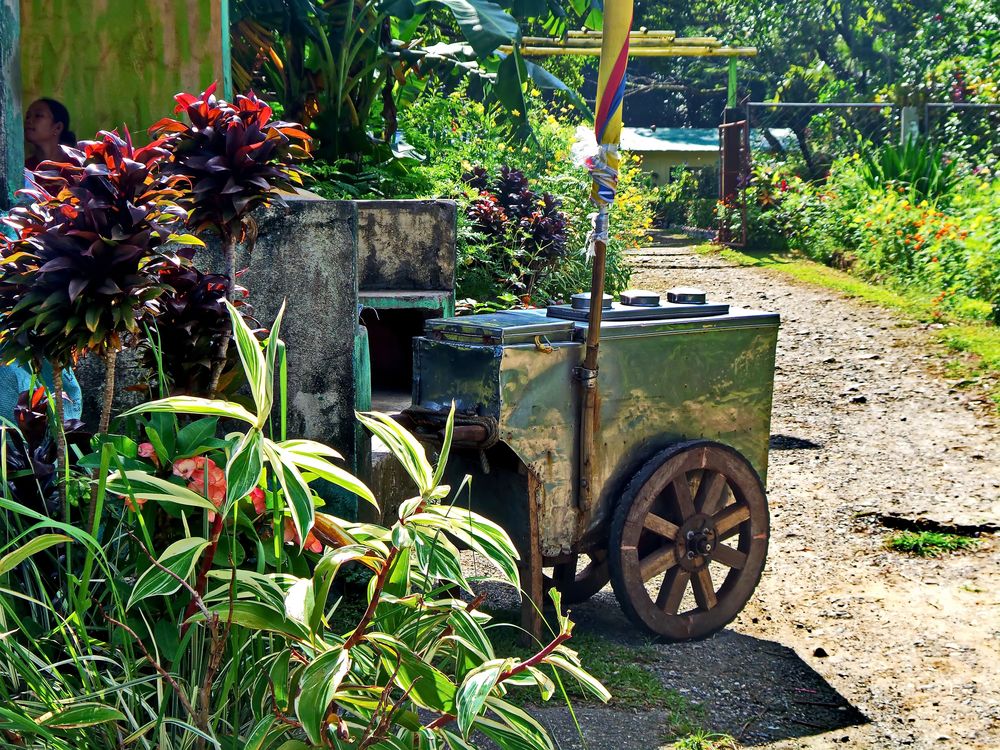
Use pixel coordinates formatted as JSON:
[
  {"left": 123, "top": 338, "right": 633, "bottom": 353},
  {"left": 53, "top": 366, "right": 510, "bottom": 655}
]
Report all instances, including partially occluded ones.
[{"left": 411, "top": 305, "right": 779, "bottom": 557}]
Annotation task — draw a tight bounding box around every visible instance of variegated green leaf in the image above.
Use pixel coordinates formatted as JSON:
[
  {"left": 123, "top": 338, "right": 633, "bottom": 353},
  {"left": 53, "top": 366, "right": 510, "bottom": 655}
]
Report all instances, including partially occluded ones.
[
  {"left": 121, "top": 396, "right": 257, "bottom": 425},
  {"left": 226, "top": 301, "right": 268, "bottom": 423},
  {"left": 0, "top": 533, "right": 72, "bottom": 576},
  {"left": 432, "top": 402, "right": 457, "bottom": 489},
  {"left": 129, "top": 537, "right": 210, "bottom": 609},
  {"left": 294, "top": 648, "right": 352, "bottom": 745},
  {"left": 227, "top": 430, "right": 263, "bottom": 504},
  {"left": 275, "top": 439, "right": 376, "bottom": 509},
  {"left": 107, "top": 471, "right": 219, "bottom": 512},
  {"left": 263, "top": 442, "right": 314, "bottom": 550},
  {"left": 457, "top": 661, "right": 504, "bottom": 737},
  {"left": 38, "top": 703, "right": 126, "bottom": 729},
  {"left": 357, "top": 411, "right": 433, "bottom": 495}
]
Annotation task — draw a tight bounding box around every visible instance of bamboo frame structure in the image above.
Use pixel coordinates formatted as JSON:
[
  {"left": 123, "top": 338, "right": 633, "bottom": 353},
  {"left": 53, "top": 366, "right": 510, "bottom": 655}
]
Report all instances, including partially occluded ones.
[
  {"left": 502, "top": 45, "right": 757, "bottom": 57},
  {"left": 499, "top": 34, "right": 756, "bottom": 58}
]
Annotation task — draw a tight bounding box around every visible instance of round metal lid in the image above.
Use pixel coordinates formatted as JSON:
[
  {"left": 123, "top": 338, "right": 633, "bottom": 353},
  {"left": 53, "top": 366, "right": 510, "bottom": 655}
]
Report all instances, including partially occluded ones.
[
  {"left": 666, "top": 287, "right": 708, "bottom": 305},
  {"left": 619, "top": 289, "right": 661, "bottom": 307},
  {"left": 571, "top": 292, "right": 614, "bottom": 311}
]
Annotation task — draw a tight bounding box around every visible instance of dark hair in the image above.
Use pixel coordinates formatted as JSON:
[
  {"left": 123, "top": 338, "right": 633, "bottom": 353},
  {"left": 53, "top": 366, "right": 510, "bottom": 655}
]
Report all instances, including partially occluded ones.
[{"left": 38, "top": 98, "right": 76, "bottom": 145}]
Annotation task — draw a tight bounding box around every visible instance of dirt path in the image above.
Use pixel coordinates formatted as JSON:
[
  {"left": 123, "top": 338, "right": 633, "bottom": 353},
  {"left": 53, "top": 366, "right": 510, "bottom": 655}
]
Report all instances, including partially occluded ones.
[{"left": 528, "top": 238, "right": 1000, "bottom": 749}]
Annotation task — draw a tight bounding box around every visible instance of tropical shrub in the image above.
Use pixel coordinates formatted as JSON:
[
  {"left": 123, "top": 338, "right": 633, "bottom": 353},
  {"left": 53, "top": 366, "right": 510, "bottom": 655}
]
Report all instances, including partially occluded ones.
[
  {"left": 461, "top": 166, "right": 569, "bottom": 303},
  {"left": 745, "top": 156, "right": 1000, "bottom": 321},
  {"left": 230, "top": 0, "right": 595, "bottom": 164},
  {"left": 150, "top": 83, "right": 312, "bottom": 393},
  {"left": 858, "top": 137, "right": 958, "bottom": 202},
  {"left": 0, "top": 305, "right": 607, "bottom": 749}
]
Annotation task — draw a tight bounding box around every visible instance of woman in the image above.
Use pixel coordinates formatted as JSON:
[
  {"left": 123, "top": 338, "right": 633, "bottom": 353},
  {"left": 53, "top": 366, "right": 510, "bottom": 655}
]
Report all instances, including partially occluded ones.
[
  {"left": 10, "top": 98, "right": 84, "bottom": 423},
  {"left": 24, "top": 98, "right": 75, "bottom": 170}
]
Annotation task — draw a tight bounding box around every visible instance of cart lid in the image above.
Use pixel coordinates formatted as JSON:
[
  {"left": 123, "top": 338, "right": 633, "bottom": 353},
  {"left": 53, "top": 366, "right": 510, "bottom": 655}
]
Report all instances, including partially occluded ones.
[{"left": 424, "top": 310, "right": 577, "bottom": 344}]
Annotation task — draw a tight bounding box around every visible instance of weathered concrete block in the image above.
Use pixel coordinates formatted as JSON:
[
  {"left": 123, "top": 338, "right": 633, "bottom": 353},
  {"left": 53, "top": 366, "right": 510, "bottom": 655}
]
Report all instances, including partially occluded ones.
[
  {"left": 234, "top": 199, "right": 360, "bottom": 457},
  {"left": 356, "top": 200, "right": 456, "bottom": 291}
]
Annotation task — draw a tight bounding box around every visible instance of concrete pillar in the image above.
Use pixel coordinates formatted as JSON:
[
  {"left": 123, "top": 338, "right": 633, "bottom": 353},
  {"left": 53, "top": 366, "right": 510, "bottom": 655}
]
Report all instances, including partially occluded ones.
[{"left": 900, "top": 105, "right": 919, "bottom": 145}]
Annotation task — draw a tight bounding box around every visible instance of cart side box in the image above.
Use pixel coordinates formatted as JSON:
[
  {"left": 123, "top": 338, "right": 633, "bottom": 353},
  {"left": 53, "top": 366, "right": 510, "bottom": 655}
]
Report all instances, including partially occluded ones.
[{"left": 411, "top": 303, "right": 779, "bottom": 558}]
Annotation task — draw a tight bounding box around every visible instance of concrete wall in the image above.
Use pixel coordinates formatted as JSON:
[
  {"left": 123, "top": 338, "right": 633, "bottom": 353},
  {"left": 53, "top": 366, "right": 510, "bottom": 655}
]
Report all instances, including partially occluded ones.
[
  {"left": 72, "top": 198, "right": 460, "bottom": 519},
  {"left": 19, "top": 0, "right": 227, "bottom": 144},
  {"left": 356, "top": 200, "right": 456, "bottom": 291},
  {"left": 637, "top": 151, "right": 718, "bottom": 186}
]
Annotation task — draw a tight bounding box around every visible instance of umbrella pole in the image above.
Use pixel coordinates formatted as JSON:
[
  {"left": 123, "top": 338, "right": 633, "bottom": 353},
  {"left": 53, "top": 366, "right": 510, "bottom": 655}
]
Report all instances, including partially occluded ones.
[{"left": 577, "top": 221, "right": 608, "bottom": 513}]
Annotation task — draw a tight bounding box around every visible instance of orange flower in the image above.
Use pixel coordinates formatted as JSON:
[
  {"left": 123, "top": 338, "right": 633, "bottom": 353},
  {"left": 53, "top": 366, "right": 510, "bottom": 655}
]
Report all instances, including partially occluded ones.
[
  {"left": 174, "top": 457, "right": 227, "bottom": 519},
  {"left": 250, "top": 487, "right": 266, "bottom": 515},
  {"left": 283, "top": 518, "right": 323, "bottom": 553},
  {"left": 138, "top": 442, "right": 160, "bottom": 468},
  {"left": 123, "top": 495, "right": 147, "bottom": 512}
]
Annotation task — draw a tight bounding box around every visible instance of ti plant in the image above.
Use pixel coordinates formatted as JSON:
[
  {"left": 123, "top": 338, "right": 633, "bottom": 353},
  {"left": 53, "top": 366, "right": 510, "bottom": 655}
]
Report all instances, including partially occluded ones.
[
  {"left": 203, "top": 413, "right": 612, "bottom": 749},
  {"left": 111, "top": 301, "right": 372, "bottom": 628},
  {"left": 150, "top": 84, "right": 312, "bottom": 395},
  {"left": 0, "top": 128, "right": 191, "bottom": 525},
  {"left": 141, "top": 250, "right": 253, "bottom": 397}
]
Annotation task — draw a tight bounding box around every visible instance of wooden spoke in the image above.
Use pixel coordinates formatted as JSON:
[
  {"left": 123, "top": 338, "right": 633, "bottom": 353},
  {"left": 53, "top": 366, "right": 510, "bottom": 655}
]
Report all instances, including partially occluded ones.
[
  {"left": 695, "top": 470, "right": 728, "bottom": 515},
  {"left": 713, "top": 503, "right": 750, "bottom": 537},
  {"left": 639, "top": 544, "right": 678, "bottom": 581},
  {"left": 711, "top": 543, "right": 747, "bottom": 570},
  {"left": 691, "top": 567, "right": 717, "bottom": 610},
  {"left": 643, "top": 512, "right": 679, "bottom": 540},
  {"left": 656, "top": 568, "right": 690, "bottom": 614},
  {"left": 671, "top": 476, "right": 696, "bottom": 519}
]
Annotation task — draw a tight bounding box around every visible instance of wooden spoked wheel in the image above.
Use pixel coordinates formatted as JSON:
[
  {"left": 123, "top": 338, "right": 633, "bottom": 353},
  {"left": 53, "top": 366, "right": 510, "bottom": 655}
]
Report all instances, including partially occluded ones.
[
  {"left": 609, "top": 441, "right": 769, "bottom": 641},
  {"left": 542, "top": 549, "right": 610, "bottom": 604}
]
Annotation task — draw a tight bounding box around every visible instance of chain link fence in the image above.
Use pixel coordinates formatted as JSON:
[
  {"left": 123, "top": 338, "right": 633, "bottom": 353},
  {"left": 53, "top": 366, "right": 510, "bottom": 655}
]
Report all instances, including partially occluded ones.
[
  {"left": 745, "top": 101, "right": 1000, "bottom": 174},
  {"left": 745, "top": 102, "right": 901, "bottom": 179},
  {"left": 924, "top": 103, "right": 1000, "bottom": 166}
]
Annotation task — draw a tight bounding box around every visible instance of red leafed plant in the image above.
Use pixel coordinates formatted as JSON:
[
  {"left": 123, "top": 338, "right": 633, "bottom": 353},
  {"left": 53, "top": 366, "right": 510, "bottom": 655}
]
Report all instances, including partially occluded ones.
[
  {"left": 141, "top": 248, "right": 255, "bottom": 397},
  {"left": 0, "top": 128, "right": 190, "bottom": 525},
  {"left": 149, "top": 83, "right": 312, "bottom": 393}
]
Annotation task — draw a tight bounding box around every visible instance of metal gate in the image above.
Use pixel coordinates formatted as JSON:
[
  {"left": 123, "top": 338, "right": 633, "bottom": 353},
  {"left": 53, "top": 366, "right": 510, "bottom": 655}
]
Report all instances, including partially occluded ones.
[{"left": 718, "top": 117, "right": 749, "bottom": 247}]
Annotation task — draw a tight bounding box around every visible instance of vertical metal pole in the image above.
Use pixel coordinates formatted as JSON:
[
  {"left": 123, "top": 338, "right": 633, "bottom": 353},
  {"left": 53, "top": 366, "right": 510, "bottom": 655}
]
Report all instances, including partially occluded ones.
[
  {"left": 577, "top": 232, "right": 607, "bottom": 513},
  {"left": 727, "top": 57, "right": 737, "bottom": 109}
]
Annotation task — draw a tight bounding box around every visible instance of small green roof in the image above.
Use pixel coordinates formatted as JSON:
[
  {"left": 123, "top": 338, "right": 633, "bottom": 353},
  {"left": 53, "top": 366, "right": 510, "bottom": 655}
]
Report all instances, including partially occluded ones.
[{"left": 621, "top": 127, "right": 720, "bottom": 152}]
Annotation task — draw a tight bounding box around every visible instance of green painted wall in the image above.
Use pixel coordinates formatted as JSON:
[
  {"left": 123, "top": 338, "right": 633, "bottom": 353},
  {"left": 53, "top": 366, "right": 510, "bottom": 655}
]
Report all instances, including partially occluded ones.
[
  {"left": 20, "top": 0, "right": 227, "bottom": 144},
  {"left": 1, "top": 0, "right": 23, "bottom": 209}
]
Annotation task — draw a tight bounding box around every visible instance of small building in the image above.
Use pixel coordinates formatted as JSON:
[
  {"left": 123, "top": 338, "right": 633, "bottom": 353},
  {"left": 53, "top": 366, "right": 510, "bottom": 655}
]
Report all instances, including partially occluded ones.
[
  {"left": 621, "top": 127, "right": 720, "bottom": 182},
  {"left": 575, "top": 125, "right": 795, "bottom": 187}
]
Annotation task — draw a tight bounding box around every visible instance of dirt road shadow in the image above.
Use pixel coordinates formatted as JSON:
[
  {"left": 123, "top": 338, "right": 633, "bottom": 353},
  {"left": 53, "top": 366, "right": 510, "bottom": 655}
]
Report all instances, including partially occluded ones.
[{"left": 508, "top": 590, "right": 868, "bottom": 748}]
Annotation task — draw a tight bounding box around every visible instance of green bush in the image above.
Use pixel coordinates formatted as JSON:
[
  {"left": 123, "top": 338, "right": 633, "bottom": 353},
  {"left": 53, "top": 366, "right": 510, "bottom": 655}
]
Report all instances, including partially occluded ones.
[
  {"left": 859, "top": 137, "right": 958, "bottom": 202},
  {"left": 308, "top": 84, "right": 658, "bottom": 305},
  {"left": 0, "top": 306, "right": 608, "bottom": 749},
  {"left": 745, "top": 157, "right": 1000, "bottom": 322}
]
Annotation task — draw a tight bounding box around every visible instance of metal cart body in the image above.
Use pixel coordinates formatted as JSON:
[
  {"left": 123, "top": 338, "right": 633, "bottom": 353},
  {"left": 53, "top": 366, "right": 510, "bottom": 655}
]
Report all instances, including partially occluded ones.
[{"left": 408, "top": 296, "right": 779, "bottom": 639}]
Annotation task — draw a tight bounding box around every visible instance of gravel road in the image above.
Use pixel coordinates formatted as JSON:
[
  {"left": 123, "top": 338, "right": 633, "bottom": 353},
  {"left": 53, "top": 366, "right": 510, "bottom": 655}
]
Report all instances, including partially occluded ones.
[{"left": 526, "top": 237, "right": 1000, "bottom": 750}]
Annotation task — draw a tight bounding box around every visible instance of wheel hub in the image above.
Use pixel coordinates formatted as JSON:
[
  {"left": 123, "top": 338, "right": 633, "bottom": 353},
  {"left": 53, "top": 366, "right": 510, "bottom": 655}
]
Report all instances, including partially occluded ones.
[{"left": 676, "top": 513, "right": 717, "bottom": 571}]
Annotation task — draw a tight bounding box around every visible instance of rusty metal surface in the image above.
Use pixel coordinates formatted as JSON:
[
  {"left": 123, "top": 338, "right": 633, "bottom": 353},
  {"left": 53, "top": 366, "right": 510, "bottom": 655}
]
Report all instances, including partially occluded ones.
[{"left": 411, "top": 306, "right": 779, "bottom": 557}]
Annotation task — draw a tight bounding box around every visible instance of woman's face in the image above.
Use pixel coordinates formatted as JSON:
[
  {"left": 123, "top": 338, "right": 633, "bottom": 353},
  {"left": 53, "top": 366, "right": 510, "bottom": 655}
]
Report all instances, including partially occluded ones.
[{"left": 24, "top": 101, "right": 62, "bottom": 145}]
